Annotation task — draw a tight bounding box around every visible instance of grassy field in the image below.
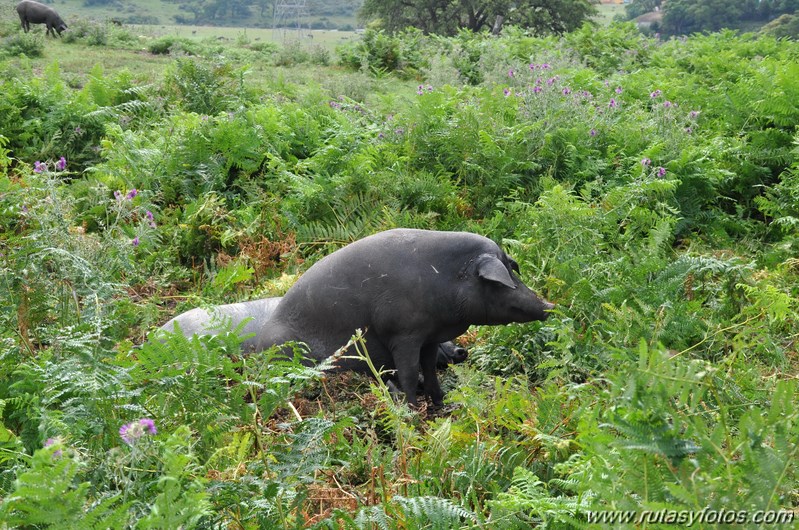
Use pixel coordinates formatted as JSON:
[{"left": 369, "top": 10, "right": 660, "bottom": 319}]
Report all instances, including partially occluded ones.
[{"left": 593, "top": 2, "right": 626, "bottom": 25}]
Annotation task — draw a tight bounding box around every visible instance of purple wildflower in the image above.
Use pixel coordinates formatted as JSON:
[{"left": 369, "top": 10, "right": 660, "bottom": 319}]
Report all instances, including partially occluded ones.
[
  {"left": 541, "top": 63, "right": 551, "bottom": 69},
  {"left": 608, "top": 98, "right": 618, "bottom": 108},
  {"left": 533, "top": 85, "right": 542, "bottom": 94},
  {"left": 126, "top": 188, "right": 138, "bottom": 200},
  {"left": 529, "top": 63, "right": 536, "bottom": 70},
  {"left": 503, "top": 87, "right": 511, "bottom": 97},
  {"left": 56, "top": 156, "right": 67, "bottom": 171},
  {"left": 650, "top": 89, "right": 662, "bottom": 98},
  {"left": 590, "top": 128, "right": 597, "bottom": 137},
  {"left": 657, "top": 167, "right": 667, "bottom": 177},
  {"left": 120, "top": 418, "right": 156, "bottom": 445},
  {"left": 689, "top": 110, "right": 700, "bottom": 119},
  {"left": 378, "top": 132, "right": 384, "bottom": 140},
  {"left": 394, "top": 127, "right": 404, "bottom": 135},
  {"left": 508, "top": 69, "right": 515, "bottom": 78},
  {"left": 426, "top": 85, "right": 433, "bottom": 92},
  {"left": 417, "top": 85, "right": 424, "bottom": 96},
  {"left": 546, "top": 77, "right": 556, "bottom": 86},
  {"left": 663, "top": 101, "right": 673, "bottom": 108},
  {"left": 44, "top": 438, "right": 63, "bottom": 458},
  {"left": 615, "top": 86, "right": 623, "bottom": 94},
  {"left": 329, "top": 101, "right": 341, "bottom": 109},
  {"left": 34, "top": 161, "right": 45, "bottom": 173},
  {"left": 146, "top": 210, "right": 156, "bottom": 228},
  {"left": 562, "top": 87, "right": 572, "bottom": 95},
  {"left": 684, "top": 127, "right": 693, "bottom": 134},
  {"left": 114, "top": 190, "right": 122, "bottom": 201},
  {"left": 132, "top": 237, "right": 140, "bottom": 247},
  {"left": 74, "top": 126, "right": 82, "bottom": 134},
  {"left": 641, "top": 157, "right": 652, "bottom": 167}
]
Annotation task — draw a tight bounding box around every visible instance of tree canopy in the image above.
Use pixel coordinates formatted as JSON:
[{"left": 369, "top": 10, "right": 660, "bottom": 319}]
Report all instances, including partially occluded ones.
[
  {"left": 359, "top": 0, "right": 597, "bottom": 36},
  {"left": 624, "top": 0, "right": 799, "bottom": 36}
]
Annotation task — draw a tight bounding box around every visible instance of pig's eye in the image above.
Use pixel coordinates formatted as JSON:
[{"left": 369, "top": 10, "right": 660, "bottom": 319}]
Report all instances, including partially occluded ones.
[{"left": 509, "top": 259, "right": 520, "bottom": 273}]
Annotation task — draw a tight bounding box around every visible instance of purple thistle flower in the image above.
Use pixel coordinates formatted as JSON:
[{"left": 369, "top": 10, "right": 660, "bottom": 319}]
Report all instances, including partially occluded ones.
[
  {"left": 503, "top": 87, "right": 511, "bottom": 97},
  {"left": 529, "top": 63, "right": 536, "bottom": 70},
  {"left": 541, "top": 63, "right": 551, "bottom": 69},
  {"left": 114, "top": 190, "right": 122, "bottom": 201},
  {"left": 641, "top": 157, "right": 652, "bottom": 167},
  {"left": 684, "top": 127, "right": 693, "bottom": 134},
  {"left": 126, "top": 188, "right": 138, "bottom": 200},
  {"left": 44, "top": 438, "right": 63, "bottom": 458},
  {"left": 56, "top": 156, "right": 67, "bottom": 171},
  {"left": 562, "top": 87, "right": 572, "bottom": 95},
  {"left": 589, "top": 128, "right": 597, "bottom": 137},
  {"left": 615, "top": 86, "right": 623, "bottom": 94},
  {"left": 34, "top": 161, "right": 45, "bottom": 173},
  {"left": 663, "top": 101, "right": 673, "bottom": 108},
  {"left": 657, "top": 167, "right": 667, "bottom": 177},
  {"left": 146, "top": 210, "right": 154, "bottom": 221},
  {"left": 426, "top": 85, "right": 433, "bottom": 92},
  {"left": 689, "top": 110, "right": 700, "bottom": 119},
  {"left": 394, "top": 127, "right": 404, "bottom": 135},
  {"left": 533, "top": 85, "right": 542, "bottom": 94},
  {"left": 546, "top": 77, "right": 556, "bottom": 86},
  {"left": 417, "top": 85, "right": 424, "bottom": 96},
  {"left": 132, "top": 237, "right": 140, "bottom": 247},
  {"left": 140, "top": 418, "right": 157, "bottom": 434},
  {"left": 120, "top": 418, "right": 157, "bottom": 445},
  {"left": 329, "top": 101, "right": 341, "bottom": 109},
  {"left": 74, "top": 126, "right": 82, "bottom": 133},
  {"left": 608, "top": 98, "right": 618, "bottom": 108},
  {"left": 508, "top": 69, "right": 514, "bottom": 78},
  {"left": 650, "top": 89, "right": 662, "bottom": 98}
]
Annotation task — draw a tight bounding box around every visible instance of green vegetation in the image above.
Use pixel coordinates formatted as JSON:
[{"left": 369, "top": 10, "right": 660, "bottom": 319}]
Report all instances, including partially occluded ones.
[
  {"left": 619, "top": 0, "right": 799, "bottom": 37},
  {"left": 1, "top": 20, "right": 798, "bottom": 528},
  {"left": 359, "top": 0, "right": 596, "bottom": 35}
]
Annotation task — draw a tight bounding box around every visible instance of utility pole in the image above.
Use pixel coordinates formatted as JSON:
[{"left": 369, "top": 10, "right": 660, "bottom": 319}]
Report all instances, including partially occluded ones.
[{"left": 272, "top": 0, "right": 309, "bottom": 42}]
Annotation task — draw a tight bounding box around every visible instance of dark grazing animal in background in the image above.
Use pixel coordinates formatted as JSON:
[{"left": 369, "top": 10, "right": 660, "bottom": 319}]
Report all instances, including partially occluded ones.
[
  {"left": 159, "top": 296, "right": 469, "bottom": 369},
  {"left": 16, "top": 0, "right": 68, "bottom": 37},
  {"left": 253, "top": 229, "right": 554, "bottom": 407}
]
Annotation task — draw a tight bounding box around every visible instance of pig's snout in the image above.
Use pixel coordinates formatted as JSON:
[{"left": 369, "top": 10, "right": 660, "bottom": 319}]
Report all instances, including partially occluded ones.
[{"left": 450, "top": 346, "right": 468, "bottom": 363}]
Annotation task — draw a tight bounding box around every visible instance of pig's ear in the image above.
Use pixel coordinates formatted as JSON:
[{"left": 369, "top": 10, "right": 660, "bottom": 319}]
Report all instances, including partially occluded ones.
[{"left": 476, "top": 254, "right": 516, "bottom": 289}]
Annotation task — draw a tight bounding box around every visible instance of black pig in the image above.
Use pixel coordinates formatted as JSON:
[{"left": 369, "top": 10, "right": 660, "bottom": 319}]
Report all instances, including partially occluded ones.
[
  {"left": 255, "top": 229, "right": 553, "bottom": 407},
  {"left": 16, "top": 0, "right": 68, "bottom": 37}
]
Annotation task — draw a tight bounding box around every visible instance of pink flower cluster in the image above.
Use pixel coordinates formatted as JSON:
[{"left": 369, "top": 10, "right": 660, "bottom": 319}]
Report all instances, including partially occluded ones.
[{"left": 120, "top": 418, "right": 157, "bottom": 445}]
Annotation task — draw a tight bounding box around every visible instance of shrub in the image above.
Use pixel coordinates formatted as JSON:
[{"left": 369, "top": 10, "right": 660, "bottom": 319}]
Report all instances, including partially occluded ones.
[
  {"left": 147, "top": 36, "right": 199, "bottom": 55},
  {"left": 162, "top": 58, "right": 244, "bottom": 114},
  {"left": 1, "top": 32, "right": 44, "bottom": 57},
  {"left": 61, "top": 18, "right": 108, "bottom": 46}
]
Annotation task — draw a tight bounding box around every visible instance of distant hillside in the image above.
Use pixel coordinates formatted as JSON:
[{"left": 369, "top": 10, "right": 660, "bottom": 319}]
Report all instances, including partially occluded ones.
[{"left": 20, "top": 0, "right": 362, "bottom": 29}]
